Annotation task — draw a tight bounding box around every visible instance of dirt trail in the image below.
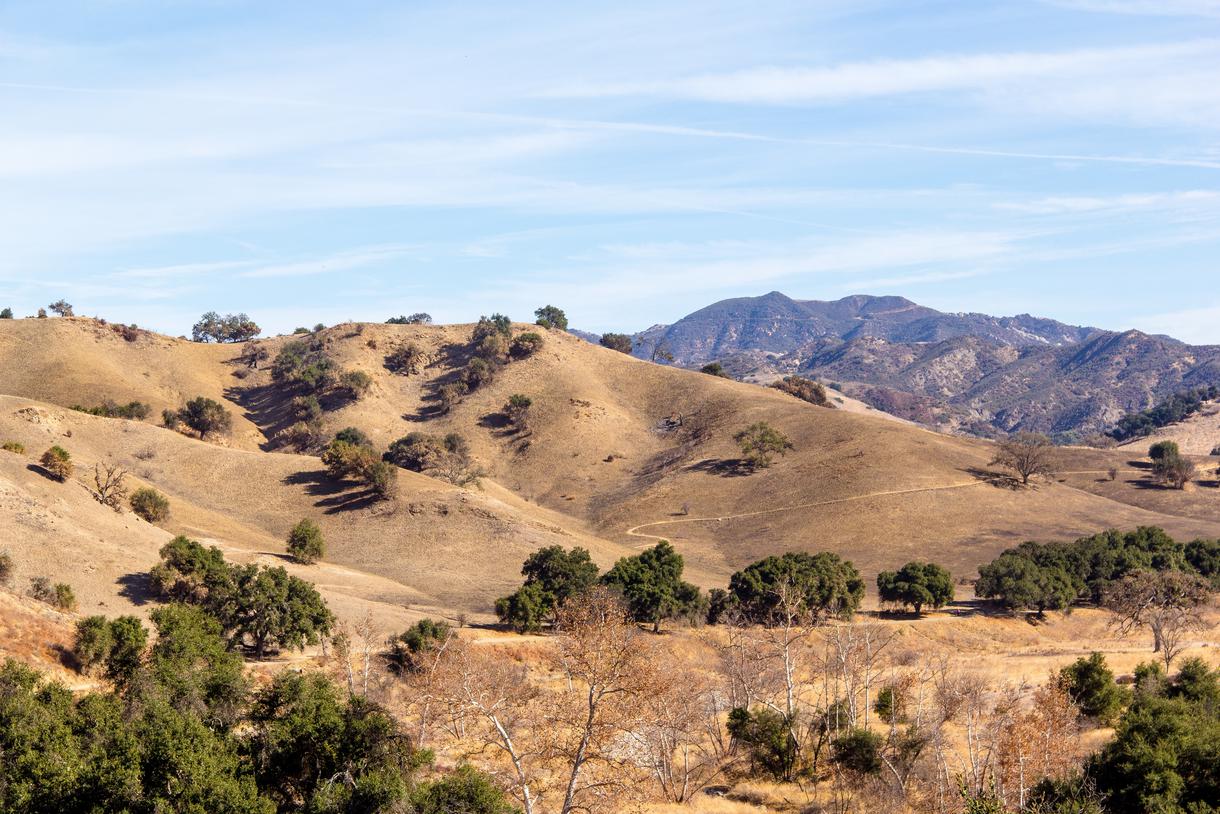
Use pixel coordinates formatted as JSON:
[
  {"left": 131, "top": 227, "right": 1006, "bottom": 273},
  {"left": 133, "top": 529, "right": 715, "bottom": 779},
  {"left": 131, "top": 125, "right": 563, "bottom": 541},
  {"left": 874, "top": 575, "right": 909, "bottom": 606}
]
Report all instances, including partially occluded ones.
[{"left": 624, "top": 480, "right": 989, "bottom": 542}]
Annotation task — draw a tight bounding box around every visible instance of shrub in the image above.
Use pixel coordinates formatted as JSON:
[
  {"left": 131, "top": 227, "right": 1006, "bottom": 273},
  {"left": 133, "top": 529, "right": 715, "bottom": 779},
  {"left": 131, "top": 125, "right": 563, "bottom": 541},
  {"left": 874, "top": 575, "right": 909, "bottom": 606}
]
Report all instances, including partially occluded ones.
[
  {"left": 387, "top": 618, "right": 451, "bottom": 673},
  {"left": 463, "top": 357, "right": 495, "bottom": 389},
  {"left": 0, "top": 550, "right": 12, "bottom": 585},
  {"left": 364, "top": 460, "right": 397, "bottom": 499},
  {"left": 39, "top": 446, "right": 73, "bottom": 480},
  {"left": 73, "top": 616, "right": 114, "bottom": 675},
  {"left": 504, "top": 394, "right": 532, "bottom": 433},
  {"left": 734, "top": 422, "right": 793, "bottom": 469},
  {"left": 31, "top": 576, "right": 76, "bottom": 610},
  {"left": 1058, "top": 652, "right": 1127, "bottom": 725},
  {"left": 177, "top": 397, "right": 232, "bottom": 438},
  {"left": 473, "top": 313, "right": 512, "bottom": 343},
  {"left": 54, "top": 583, "right": 77, "bottom": 611},
  {"left": 161, "top": 408, "right": 180, "bottom": 429},
  {"left": 876, "top": 561, "right": 954, "bottom": 614},
  {"left": 321, "top": 440, "right": 378, "bottom": 480},
  {"left": 71, "top": 400, "right": 150, "bottom": 420},
  {"left": 385, "top": 342, "right": 427, "bottom": 374},
  {"left": 831, "top": 728, "right": 883, "bottom": 776},
  {"left": 410, "top": 764, "right": 517, "bottom": 814},
  {"left": 48, "top": 299, "right": 74, "bottom": 317},
  {"left": 36, "top": 307, "right": 46, "bottom": 318},
  {"left": 599, "top": 332, "right": 633, "bottom": 353},
  {"left": 333, "top": 426, "right": 371, "bottom": 447},
  {"left": 272, "top": 339, "right": 338, "bottom": 393},
  {"left": 533, "top": 305, "right": 567, "bottom": 331},
  {"left": 438, "top": 381, "right": 468, "bottom": 414},
  {"left": 771, "top": 375, "right": 830, "bottom": 407},
  {"left": 700, "top": 362, "right": 729, "bottom": 378},
  {"left": 874, "top": 686, "right": 904, "bottom": 724},
  {"left": 290, "top": 395, "right": 323, "bottom": 424},
  {"left": 286, "top": 518, "right": 325, "bottom": 564},
  {"left": 385, "top": 432, "right": 476, "bottom": 485},
  {"left": 1, "top": 440, "right": 24, "bottom": 454},
  {"left": 0, "top": 307, "right": 11, "bottom": 319},
  {"left": 509, "top": 331, "right": 544, "bottom": 358},
  {"left": 130, "top": 487, "right": 170, "bottom": 522},
  {"left": 726, "top": 707, "right": 798, "bottom": 781},
  {"left": 337, "top": 369, "right": 372, "bottom": 399},
  {"left": 92, "top": 463, "right": 129, "bottom": 510}
]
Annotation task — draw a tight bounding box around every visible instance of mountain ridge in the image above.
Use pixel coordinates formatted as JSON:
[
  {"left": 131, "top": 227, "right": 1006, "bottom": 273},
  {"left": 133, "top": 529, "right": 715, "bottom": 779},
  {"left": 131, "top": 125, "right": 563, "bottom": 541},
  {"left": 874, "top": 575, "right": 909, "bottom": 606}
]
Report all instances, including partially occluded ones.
[{"left": 625, "top": 292, "right": 1220, "bottom": 438}]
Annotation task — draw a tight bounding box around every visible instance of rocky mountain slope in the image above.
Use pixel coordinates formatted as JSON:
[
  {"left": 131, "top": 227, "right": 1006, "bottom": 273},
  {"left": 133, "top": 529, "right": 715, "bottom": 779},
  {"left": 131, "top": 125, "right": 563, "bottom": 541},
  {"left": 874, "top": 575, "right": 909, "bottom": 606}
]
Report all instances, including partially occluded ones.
[{"left": 631, "top": 292, "right": 1220, "bottom": 438}]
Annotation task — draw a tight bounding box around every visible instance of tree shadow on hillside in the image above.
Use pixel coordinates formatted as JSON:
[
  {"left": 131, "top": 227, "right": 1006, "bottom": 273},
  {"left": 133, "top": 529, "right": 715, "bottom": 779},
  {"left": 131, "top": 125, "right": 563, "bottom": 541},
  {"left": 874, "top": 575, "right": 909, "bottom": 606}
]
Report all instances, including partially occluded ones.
[
  {"left": 941, "top": 598, "right": 1013, "bottom": 618},
  {"left": 686, "top": 457, "right": 755, "bottom": 478},
  {"left": 959, "top": 467, "right": 1022, "bottom": 490},
  {"left": 282, "top": 469, "right": 382, "bottom": 513},
  {"left": 225, "top": 382, "right": 291, "bottom": 451},
  {"left": 1127, "top": 460, "right": 1154, "bottom": 470},
  {"left": 116, "top": 572, "right": 154, "bottom": 606},
  {"left": 404, "top": 342, "right": 475, "bottom": 422}
]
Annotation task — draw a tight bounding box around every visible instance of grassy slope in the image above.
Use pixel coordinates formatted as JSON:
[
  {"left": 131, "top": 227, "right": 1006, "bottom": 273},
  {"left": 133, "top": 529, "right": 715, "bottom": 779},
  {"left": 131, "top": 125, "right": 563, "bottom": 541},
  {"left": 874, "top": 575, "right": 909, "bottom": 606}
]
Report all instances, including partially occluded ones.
[{"left": 1, "top": 317, "right": 1219, "bottom": 619}]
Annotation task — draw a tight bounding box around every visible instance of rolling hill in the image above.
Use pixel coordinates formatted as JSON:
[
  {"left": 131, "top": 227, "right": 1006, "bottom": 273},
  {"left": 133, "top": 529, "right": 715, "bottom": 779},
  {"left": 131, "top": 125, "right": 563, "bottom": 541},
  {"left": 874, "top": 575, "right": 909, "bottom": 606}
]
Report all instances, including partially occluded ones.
[{"left": 2, "top": 315, "right": 1219, "bottom": 630}]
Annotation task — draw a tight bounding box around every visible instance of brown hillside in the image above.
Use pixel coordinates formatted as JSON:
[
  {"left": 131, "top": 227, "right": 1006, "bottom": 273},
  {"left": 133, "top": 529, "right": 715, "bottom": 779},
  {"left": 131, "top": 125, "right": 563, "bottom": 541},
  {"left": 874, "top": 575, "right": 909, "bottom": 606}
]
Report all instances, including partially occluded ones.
[{"left": 2, "top": 318, "right": 1219, "bottom": 617}]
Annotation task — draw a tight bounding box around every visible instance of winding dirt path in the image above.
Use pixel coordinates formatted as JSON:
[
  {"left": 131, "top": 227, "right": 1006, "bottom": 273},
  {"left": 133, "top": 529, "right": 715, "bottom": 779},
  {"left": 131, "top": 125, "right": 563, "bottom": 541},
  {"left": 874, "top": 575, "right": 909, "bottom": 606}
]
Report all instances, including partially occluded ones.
[{"left": 623, "top": 479, "right": 989, "bottom": 542}]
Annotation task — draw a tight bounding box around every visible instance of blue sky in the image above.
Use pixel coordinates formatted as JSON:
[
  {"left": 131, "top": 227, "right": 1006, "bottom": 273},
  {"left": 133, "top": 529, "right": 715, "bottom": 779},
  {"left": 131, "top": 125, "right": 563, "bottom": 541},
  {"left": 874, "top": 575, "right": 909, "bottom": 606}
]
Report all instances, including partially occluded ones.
[{"left": 2, "top": 1, "right": 1220, "bottom": 341}]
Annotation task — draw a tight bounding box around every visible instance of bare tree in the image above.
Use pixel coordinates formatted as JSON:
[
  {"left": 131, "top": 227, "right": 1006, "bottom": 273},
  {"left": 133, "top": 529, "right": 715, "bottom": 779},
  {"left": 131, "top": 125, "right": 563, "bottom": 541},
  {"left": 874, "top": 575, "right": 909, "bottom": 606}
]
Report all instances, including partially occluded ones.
[
  {"left": 990, "top": 433, "right": 1055, "bottom": 485},
  {"left": 631, "top": 671, "right": 731, "bottom": 802},
  {"left": 447, "top": 643, "right": 543, "bottom": 814},
  {"left": 92, "top": 462, "right": 128, "bottom": 511},
  {"left": 1104, "top": 569, "right": 1213, "bottom": 669},
  {"left": 549, "top": 586, "right": 658, "bottom": 814}
]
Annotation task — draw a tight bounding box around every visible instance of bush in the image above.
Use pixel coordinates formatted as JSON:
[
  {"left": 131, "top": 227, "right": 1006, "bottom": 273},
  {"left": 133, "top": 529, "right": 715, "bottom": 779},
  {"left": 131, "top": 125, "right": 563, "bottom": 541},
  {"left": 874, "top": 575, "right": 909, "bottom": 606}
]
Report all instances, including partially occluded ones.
[
  {"left": 437, "top": 381, "right": 468, "bottom": 414},
  {"left": 410, "top": 764, "right": 517, "bottom": 814},
  {"left": 161, "top": 408, "right": 180, "bottom": 429},
  {"left": 71, "top": 400, "right": 150, "bottom": 420},
  {"left": 73, "top": 616, "right": 114, "bottom": 675},
  {"left": 734, "top": 422, "right": 793, "bottom": 469},
  {"left": 510, "top": 331, "right": 544, "bottom": 358},
  {"left": 130, "top": 487, "right": 170, "bottom": 522},
  {"left": 463, "top": 356, "right": 495, "bottom": 389},
  {"left": 726, "top": 707, "right": 798, "bottom": 781},
  {"left": 504, "top": 394, "right": 532, "bottom": 433},
  {"left": 600, "top": 333, "right": 633, "bottom": 353},
  {"left": 291, "top": 395, "right": 323, "bottom": 423},
  {"left": 771, "top": 375, "right": 830, "bottom": 407},
  {"left": 177, "top": 397, "right": 232, "bottom": 438},
  {"left": 337, "top": 369, "right": 372, "bottom": 399},
  {"left": 31, "top": 577, "right": 75, "bottom": 610},
  {"left": 388, "top": 619, "right": 451, "bottom": 673},
  {"left": 385, "top": 342, "right": 427, "bottom": 374},
  {"left": 0, "top": 550, "right": 12, "bottom": 585},
  {"left": 831, "top": 728, "right": 883, "bottom": 776},
  {"left": 1, "top": 440, "right": 24, "bottom": 454},
  {"left": 286, "top": 519, "right": 325, "bottom": 564},
  {"left": 1058, "top": 652, "right": 1127, "bottom": 725},
  {"left": 533, "top": 304, "right": 567, "bottom": 330},
  {"left": 272, "top": 339, "right": 338, "bottom": 394},
  {"left": 48, "top": 299, "right": 74, "bottom": 317},
  {"left": 874, "top": 686, "right": 904, "bottom": 724},
  {"left": 39, "top": 446, "right": 73, "bottom": 480},
  {"left": 385, "top": 432, "right": 477, "bottom": 484},
  {"left": 700, "top": 362, "right": 729, "bottom": 378},
  {"left": 334, "top": 426, "right": 371, "bottom": 447},
  {"left": 0, "top": 307, "right": 11, "bottom": 319}
]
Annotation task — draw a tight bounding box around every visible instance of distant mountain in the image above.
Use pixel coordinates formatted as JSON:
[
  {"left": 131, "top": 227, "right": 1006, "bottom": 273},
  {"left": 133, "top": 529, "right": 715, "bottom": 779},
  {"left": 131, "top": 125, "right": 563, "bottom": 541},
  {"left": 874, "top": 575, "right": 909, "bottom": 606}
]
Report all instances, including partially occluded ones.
[{"left": 633, "top": 292, "right": 1220, "bottom": 439}]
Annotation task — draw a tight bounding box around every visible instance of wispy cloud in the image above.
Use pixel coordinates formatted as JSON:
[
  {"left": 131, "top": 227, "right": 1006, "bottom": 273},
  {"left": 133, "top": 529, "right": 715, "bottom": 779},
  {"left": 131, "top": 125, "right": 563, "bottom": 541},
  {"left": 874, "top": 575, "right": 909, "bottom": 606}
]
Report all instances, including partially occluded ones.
[
  {"left": 115, "top": 260, "right": 255, "bottom": 279},
  {"left": 542, "top": 40, "right": 1216, "bottom": 104},
  {"left": 994, "top": 190, "right": 1220, "bottom": 215},
  {"left": 1045, "top": 0, "right": 1220, "bottom": 17},
  {"left": 238, "top": 245, "right": 422, "bottom": 279}
]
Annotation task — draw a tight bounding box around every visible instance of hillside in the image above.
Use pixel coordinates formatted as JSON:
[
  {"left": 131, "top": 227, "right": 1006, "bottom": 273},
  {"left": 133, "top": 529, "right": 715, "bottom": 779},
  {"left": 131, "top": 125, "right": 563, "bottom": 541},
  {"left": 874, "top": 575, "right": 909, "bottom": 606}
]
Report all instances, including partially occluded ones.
[
  {"left": 2, "top": 317, "right": 1219, "bottom": 629},
  {"left": 628, "top": 292, "right": 1220, "bottom": 438}
]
